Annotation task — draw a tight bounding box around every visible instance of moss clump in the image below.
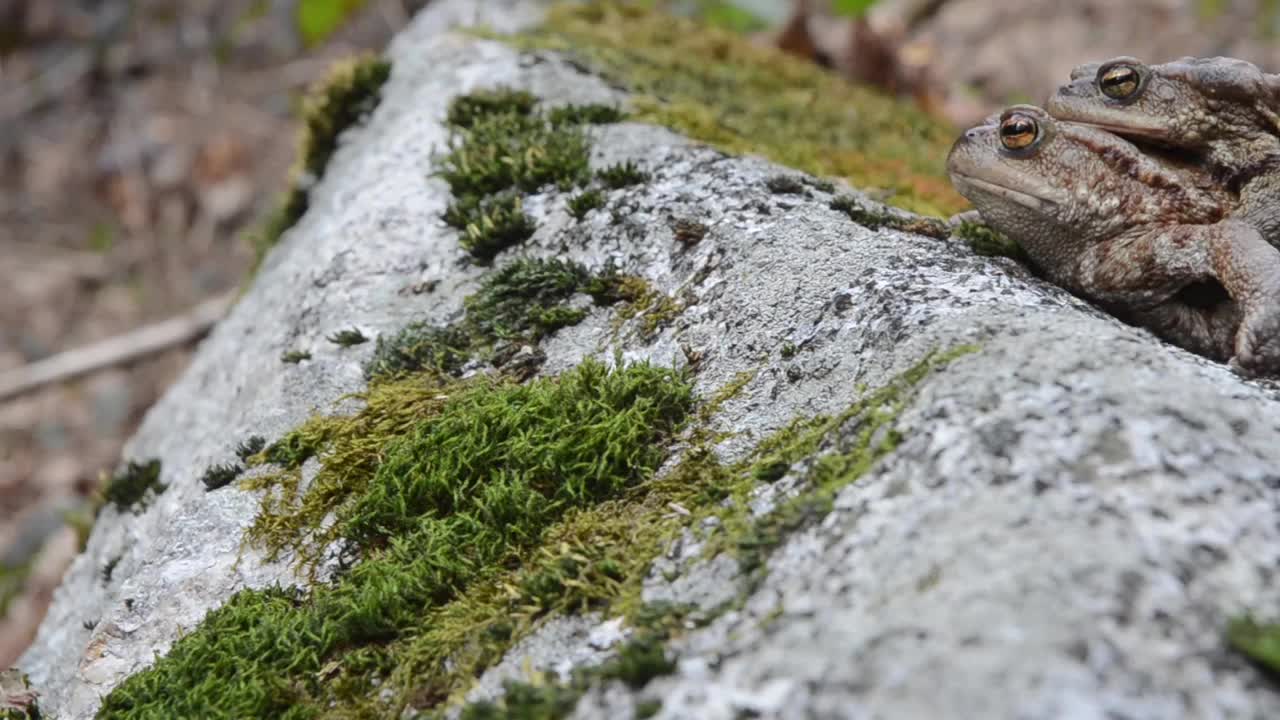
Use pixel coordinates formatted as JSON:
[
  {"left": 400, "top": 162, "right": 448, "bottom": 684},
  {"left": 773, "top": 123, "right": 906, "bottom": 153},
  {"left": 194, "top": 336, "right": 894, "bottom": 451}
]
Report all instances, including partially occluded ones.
[
  {"left": 830, "top": 194, "right": 949, "bottom": 239},
  {"left": 1228, "top": 616, "right": 1280, "bottom": 677},
  {"left": 549, "top": 102, "right": 626, "bottom": 126},
  {"left": 364, "top": 323, "right": 472, "bottom": 380},
  {"left": 953, "top": 219, "right": 1030, "bottom": 263},
  {"left": 597, "top": 160, "right": 650, "bottom": 189},
  {"left": 446, "top": 87, "right": 539, "bottom": 129},
  {"left": 281, "top": 349, "right": 311, "bottom": 364},
  {"left": 299, "top": 54, "right": 393, "bottom": 180},
  {"left": 439, "top": 110, "right": 590, "bottom": 197},
  {"left": 327, "top": 328, "right": 368, "bottom": 347},
  {"left": 605, "top": 276, "right": 685, "bottom": 337},
  {"left": 566, "top": 189, "right": 605, "bottom": 220},
  {"left": 454, "top": 602, "right": 689, "bottom": 719},
  {"left": 100, "top": 459, "right": 165, "bottom": 515},
  {"left": 437, "top": 90, "right": 595, "bottom": 263},
  {"left": 262, "top": 432, "right": 320, "bottom": 470},
  {"left": 99, "top": 360, "right": 693, "bottom": 720},
  {"left": 0, "top": 562, "right": 31, "bottom": 619},
  {"left": 102, "top": 555, "right": 121, "bottom": 583},
  {"left": 766, "top": 174, "right": 807, "bottom": 195},
  {"left": 364, "top": 258, "right": 621, "bottom": 382},
  {"left": 200, "top": 462, "right": 244, "bottom": 492},
  {"left": 235, "top": 435, "right": 267, "bottom": 462},
  {"left": 732, "top": 346, "right": 978, "bottom": 573},
  {"left": 446, "top": 192, "right": 540, "bottom": 263},
  {"left": 506, "top": 3, "right": 966, "bottom": 216},
  {"left": 251, "top": 54, "right": 391, "bottom": 269}
]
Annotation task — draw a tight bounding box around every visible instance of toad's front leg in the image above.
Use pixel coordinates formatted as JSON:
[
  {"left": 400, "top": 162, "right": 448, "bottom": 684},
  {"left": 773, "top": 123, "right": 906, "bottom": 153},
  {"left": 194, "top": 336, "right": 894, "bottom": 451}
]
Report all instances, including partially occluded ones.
[
  {"left": 1203, "top": 219, "right": 1280, "bottom": 376},
  {"left": 1081, "top": 219, "right": 1280, "bottom": 375}
]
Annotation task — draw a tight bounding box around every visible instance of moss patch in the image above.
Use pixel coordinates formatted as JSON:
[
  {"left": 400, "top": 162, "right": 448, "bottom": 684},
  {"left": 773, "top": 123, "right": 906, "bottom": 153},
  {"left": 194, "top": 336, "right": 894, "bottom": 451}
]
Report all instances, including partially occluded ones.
[
  {"left": 597, "top": 160, "right": 650, "bottom": 189},
  {"left": 0, "top": 562, "right": 31, "bottom": 619},
  {"left": 829, "top": 194, "right": 949, "bottom": 239},
  {"left": 567, "top": 189, "right": 605, "bottom": 220},
  {"left": 504, "top": 2, "right": 967, "bottom": 217},
  {"left": 326, "top": 328, "right": 368, "bottom": 347},
  {"left": 250, "top": 54, "right": 391, "bottom": 270},
  {"left": 454, "top": 601, "right": 690, "bottom": 720},
  {"left": 363, "top": 257, "right": 623, "bottom": 382},
  {"left": 99, "top": 360, "right": 694, "bottom": 720},
  {"left": 200, "top": 462, "right": 244, "bottom": 492},
  {"left": 953, "top": 219, "right": 1030, "bottom": 263},
  {"left": 437, "top": 89, "right": 616, "bottom": 263},
  {"left": 98, "top": 336, "right": 974, "bottom": 719},
  {"left": 1228, "top": 616, "right": 1280, "bottom": 678},
  {"left": 99, "top": 459, "right": 165, "bottom": 515}
]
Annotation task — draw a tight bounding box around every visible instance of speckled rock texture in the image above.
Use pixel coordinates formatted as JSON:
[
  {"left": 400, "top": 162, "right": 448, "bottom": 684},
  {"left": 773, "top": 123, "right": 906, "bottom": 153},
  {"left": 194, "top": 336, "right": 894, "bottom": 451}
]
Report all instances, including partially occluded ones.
[{"left": 18, "top": 1, "right": 1280, "bottom": 718}]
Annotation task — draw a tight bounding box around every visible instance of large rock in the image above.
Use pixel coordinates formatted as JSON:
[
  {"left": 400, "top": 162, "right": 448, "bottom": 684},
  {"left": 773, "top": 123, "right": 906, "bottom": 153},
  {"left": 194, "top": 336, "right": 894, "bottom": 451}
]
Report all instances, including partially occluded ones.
[{"left": 18, "top": 1, "right": 1280, "bottom": 718}]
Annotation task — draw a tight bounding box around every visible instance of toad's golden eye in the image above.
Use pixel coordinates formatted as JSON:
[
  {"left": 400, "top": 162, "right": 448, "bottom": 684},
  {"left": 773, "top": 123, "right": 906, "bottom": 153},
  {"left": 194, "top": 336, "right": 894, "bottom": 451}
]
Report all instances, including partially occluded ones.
[
  {"left": 1099, "top": 65, "right": 1140, "bottom": 99},
  {"left": 999, "top": 114, "right": 1038, "bottom": 150}
]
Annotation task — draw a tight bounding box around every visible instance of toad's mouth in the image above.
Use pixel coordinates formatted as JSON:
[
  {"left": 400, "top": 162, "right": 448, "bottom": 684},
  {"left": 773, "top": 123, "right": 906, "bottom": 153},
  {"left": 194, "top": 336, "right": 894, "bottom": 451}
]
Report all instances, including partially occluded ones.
[
  {"left": 1061, "top": 119, "right": 1170, "bottom": 142},
  {"left": 950, "top": 172, "right": 1060, "bottom": 213}
]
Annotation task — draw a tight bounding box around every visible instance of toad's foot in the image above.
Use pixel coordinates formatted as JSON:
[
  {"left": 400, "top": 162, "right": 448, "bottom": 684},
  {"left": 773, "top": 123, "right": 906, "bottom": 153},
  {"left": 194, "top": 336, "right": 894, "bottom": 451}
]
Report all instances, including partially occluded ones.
[{"left": 1230, "top": 304, "right": 1280, "bottom": 377}]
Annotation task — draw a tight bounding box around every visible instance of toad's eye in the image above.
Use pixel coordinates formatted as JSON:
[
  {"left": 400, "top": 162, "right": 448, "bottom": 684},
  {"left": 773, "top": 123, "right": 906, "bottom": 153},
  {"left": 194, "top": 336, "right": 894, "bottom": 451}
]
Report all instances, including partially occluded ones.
[
  {"left": 1099, "top": 65, "right": 1141, "bottom": 99},
  {"left": 999, "top": 114, "right": 1039, "bottom": 150}
]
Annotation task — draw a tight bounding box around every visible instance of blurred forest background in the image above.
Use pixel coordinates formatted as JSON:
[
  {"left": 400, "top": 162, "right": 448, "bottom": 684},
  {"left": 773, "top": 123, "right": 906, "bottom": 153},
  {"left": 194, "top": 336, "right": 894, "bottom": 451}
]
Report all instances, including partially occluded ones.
[{"left": 4, "top": 0, "right": 1280, "bottom": 668}]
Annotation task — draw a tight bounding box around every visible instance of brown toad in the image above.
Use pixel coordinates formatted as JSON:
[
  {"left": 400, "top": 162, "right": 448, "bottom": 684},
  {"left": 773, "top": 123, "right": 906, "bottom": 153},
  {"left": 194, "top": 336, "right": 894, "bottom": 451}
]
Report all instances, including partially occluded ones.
[
  {"left": 946, "top": 105, "right": 1280, "bottom": 375},
  {"left": 1047, "top": 55, "right": 1280, "bottom": 246}
]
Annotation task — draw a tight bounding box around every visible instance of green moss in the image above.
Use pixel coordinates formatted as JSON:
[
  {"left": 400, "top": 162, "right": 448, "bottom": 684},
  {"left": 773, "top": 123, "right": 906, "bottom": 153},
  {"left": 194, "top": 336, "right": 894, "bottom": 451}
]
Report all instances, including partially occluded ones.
[
  {"left": 766, "top": 174, "right": 807, "bottom": 195},
  {"left": 99, "top": 360, "right": 694, "bottom": 720},
  {"left": 326, "top": 328, "right": 368, "bottom": 347},
  {"left": 102, "top": 555, "right": 121, "bottom": 583},
  {"left": 364, "top": 323, "right": 472, "bottom": 380},
  {"left": 549, "top": 102, "right": 626, "bottom": 126},
  {"left": 235, "top": 435, "right": 267, "bottom": 462},
  {"left": 100, "top": 459, "right": 166, "bottom": 515},
  {"left": 364, "top": 258, "right": 621, "bottom": 382},
  {"left": 829, "top": 194, "right": 948, "bottom": 239},
  {"left": 1228, "top": 616, "right": 1280, "bottom": 677},
  {"left": 437, "top": 90, "right": 596, "bottom": 262},
  {"left": 298, "top": 54, "right": 391, "bottom": 181},
  {"left": 0, "top": 562, "right": 31, "bottom": 619},
  {"left": 566, "top": 189, "right": 605, "bottom": 220},
  {"left": 250, "top": 54, "right": 391, "bottom": 270},
  {"left": 505, "top": 2, "right": 967, "bottom": 216},
  {"left": 262, "top": 432, "right": 321, "bottom": 470},
  {"left": 281, "top": 349, "right": 311, "bottom": 364},
  {"left": 606, "top": 276, "right": 685, "bottom": 336},
  {"left": 447, "top": 87, "right": 539, "bottom": 129},
  {"left": 452, "top": 602, "right": 689, "bottom": 719},
  {"left": 596, "top": 160, "right": 650, "bottom": 189},
  {"left": 200, "top": 462, "right": 245, "bottom": 492},
  {"left": 953, "top": 219, "right": 1030, "bottom": 263},
  {"left": 731, "top": 345, "right": 978, "bottom": 574},
  {"left": 445, "top": 192, "right": 540, "bottom": 263},
  {"left": 438, "top": 111, "right": 591, "bottom": 198}
]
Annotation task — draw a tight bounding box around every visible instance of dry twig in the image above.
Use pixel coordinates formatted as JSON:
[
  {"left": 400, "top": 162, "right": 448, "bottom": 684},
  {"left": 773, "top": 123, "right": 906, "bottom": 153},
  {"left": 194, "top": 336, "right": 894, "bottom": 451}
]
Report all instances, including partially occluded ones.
[{"left": 0, "top": 291, "right": 237, "bottom": 402}]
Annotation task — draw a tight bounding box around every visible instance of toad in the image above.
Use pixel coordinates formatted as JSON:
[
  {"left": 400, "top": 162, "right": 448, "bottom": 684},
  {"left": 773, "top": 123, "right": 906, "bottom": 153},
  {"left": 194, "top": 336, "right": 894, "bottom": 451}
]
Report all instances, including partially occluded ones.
[
  {"left": 946, "top": 105, "right": 1280, "bottom": 376},
  {"left": 1047, "top": 55, "right": 1280, "bottom": 246}
]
